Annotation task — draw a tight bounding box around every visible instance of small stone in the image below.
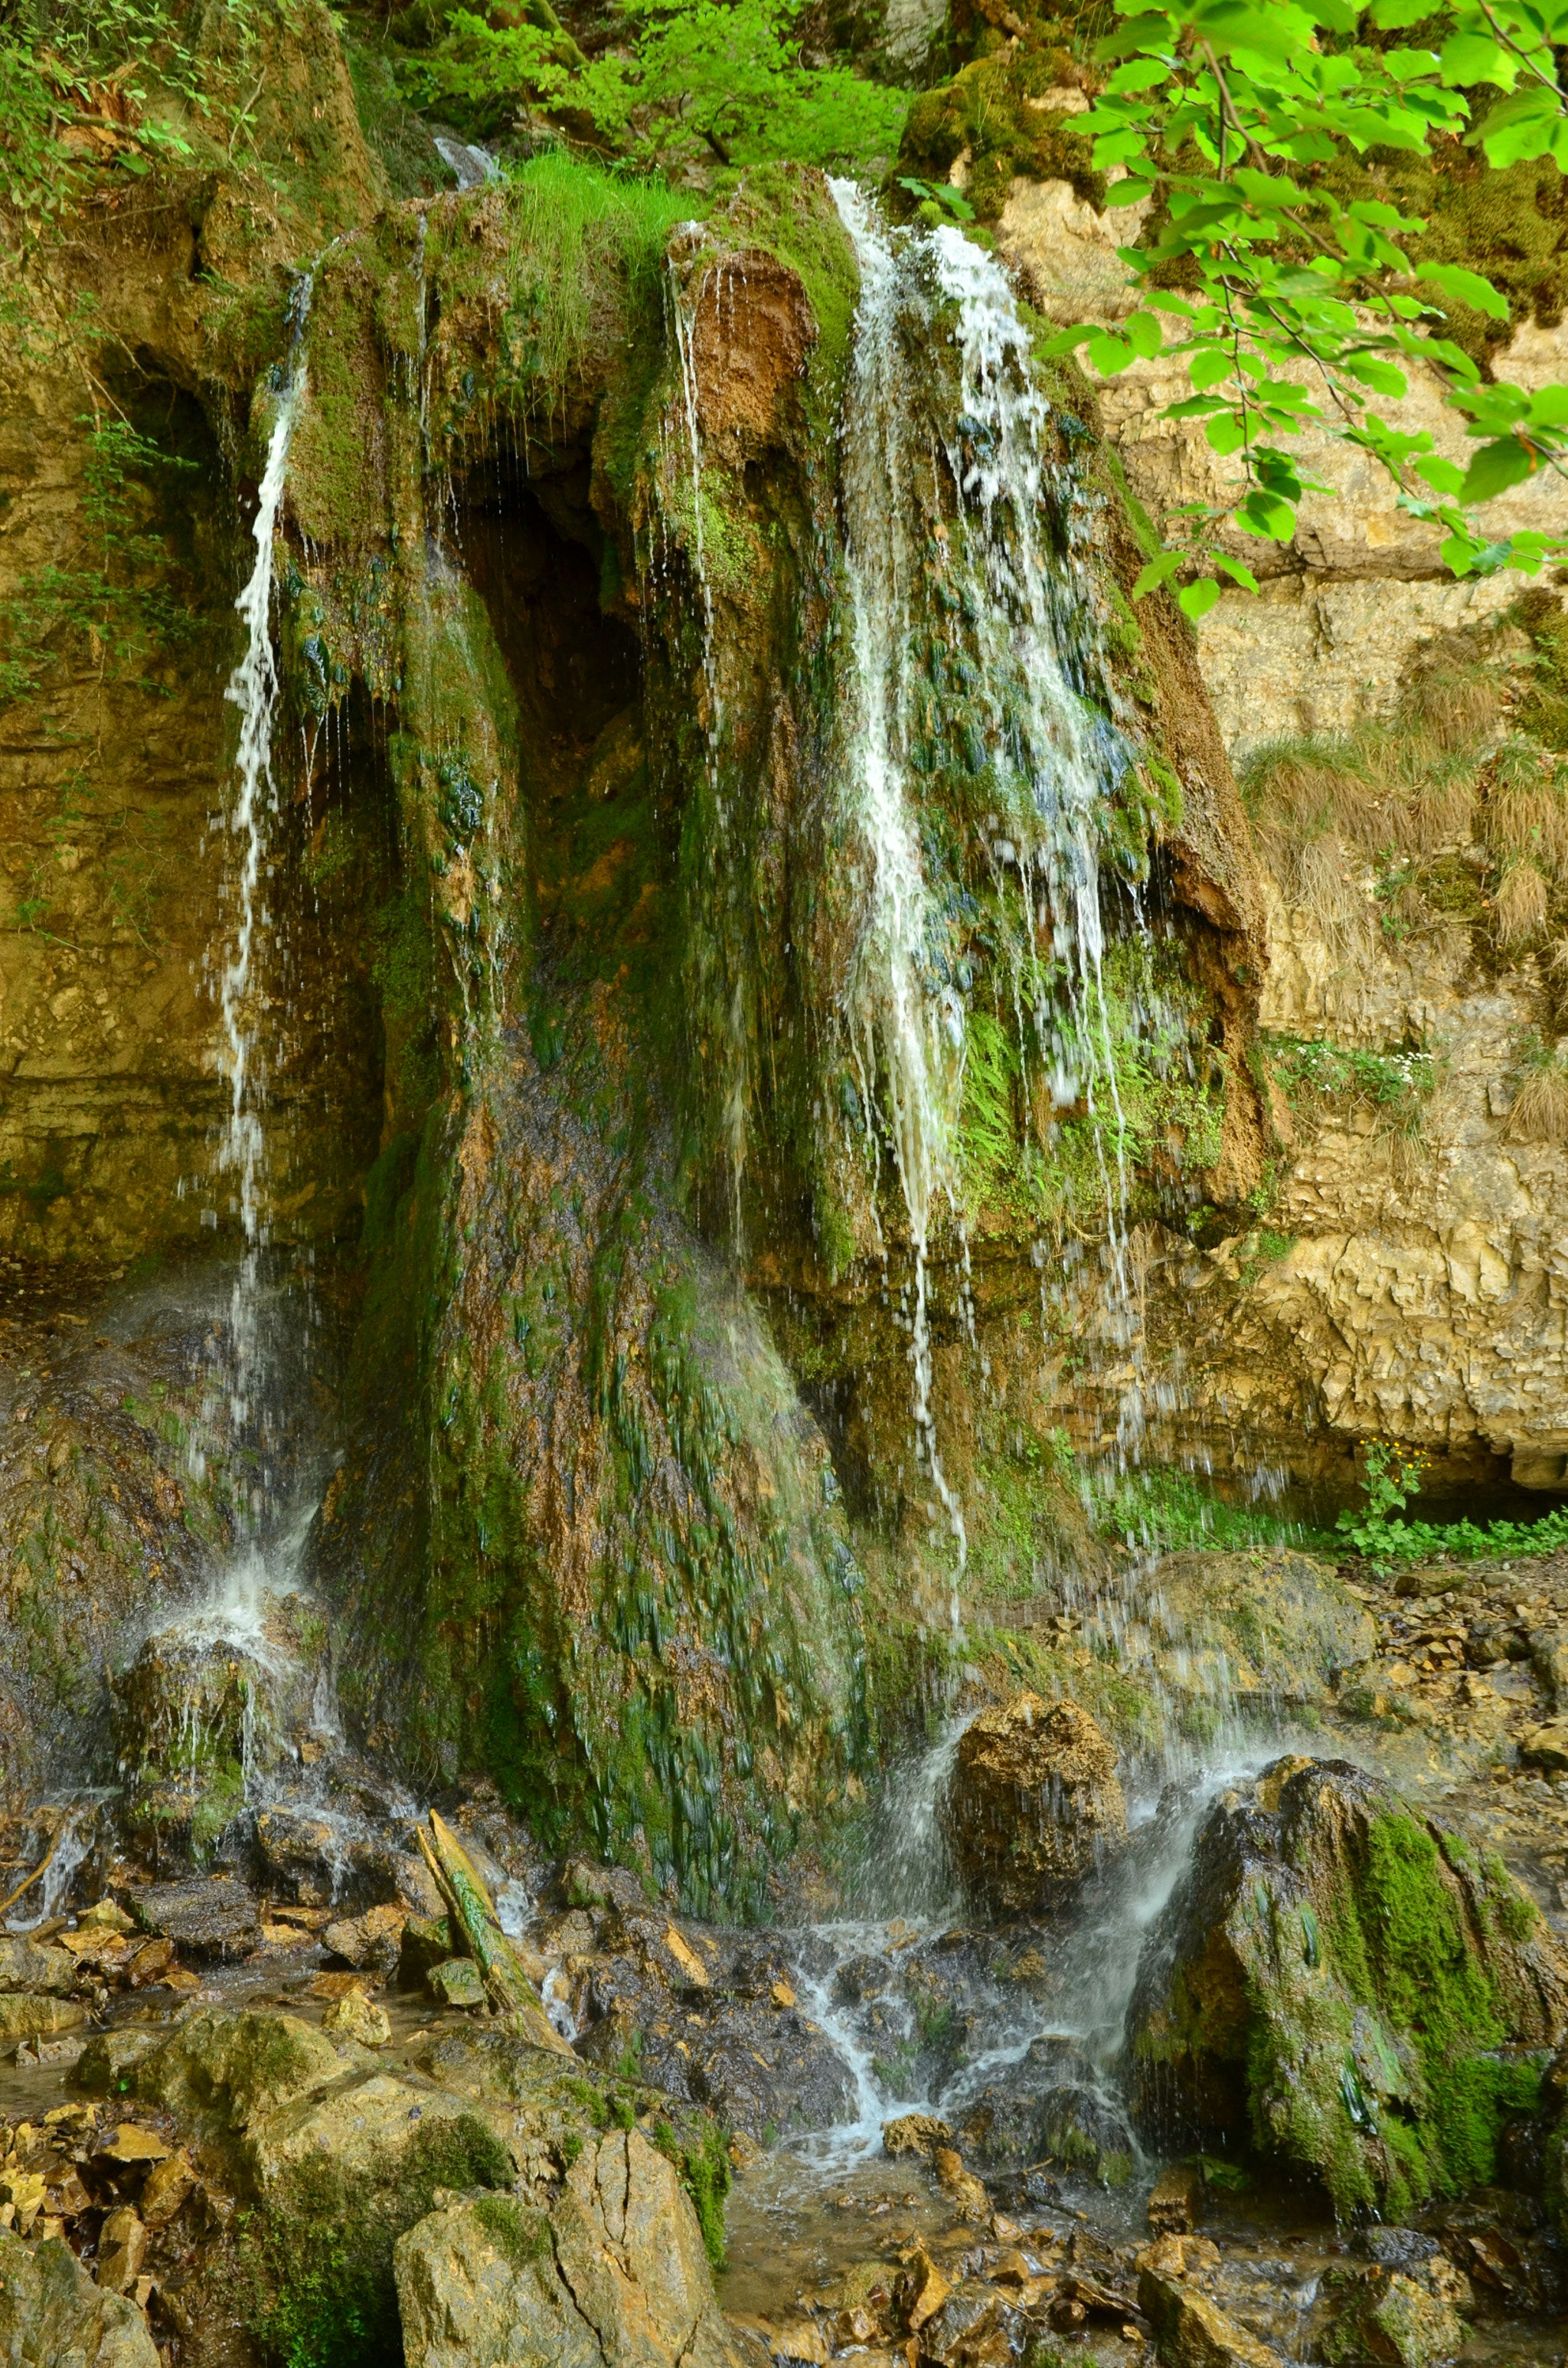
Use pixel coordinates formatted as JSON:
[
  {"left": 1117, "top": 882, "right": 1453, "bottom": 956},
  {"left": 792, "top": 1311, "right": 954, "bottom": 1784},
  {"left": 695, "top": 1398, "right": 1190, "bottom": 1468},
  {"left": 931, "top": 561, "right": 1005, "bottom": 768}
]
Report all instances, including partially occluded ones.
[
  {"left": 882, "top": 2112, "right": 952, "bottom": 2160},
  {"left": 320, "top": 1990, "right": 393, "bottom": 2048},
  {"left": 77, "top": 1900, "right": 135, "bottom": 1935},
  {"left": 140, "top": 2150, "right": 198, "bottom": 2228},
  {"left": 0, "top": 2174, "right": 44, "bottom": 2236},
  {"left": 900, "top": 2250, "right": 950, "bottom": 2333},
  {"left": 1148, "top": 2163, "right": 1202, "bottom": 2236},
  {"left": 426, "top": 1957, "right": 486, "bottom": 2010},
  {"left": 96, "top": 2206, "right": 146, "bottom": 2294},
  {"left": 97, "top": 2124, "right": 171, "bottom": 2166},
  {"left": 1137, "top": 2236, "right": 1189, "bottom": 2278}
]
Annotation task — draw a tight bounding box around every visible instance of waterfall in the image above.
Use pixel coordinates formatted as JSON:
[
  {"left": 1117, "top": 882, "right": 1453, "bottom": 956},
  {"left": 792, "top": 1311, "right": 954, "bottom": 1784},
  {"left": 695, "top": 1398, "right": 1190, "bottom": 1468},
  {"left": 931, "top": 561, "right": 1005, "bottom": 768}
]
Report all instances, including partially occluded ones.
[
  {"left": 828, "top": 185, "right": 1142, "bottom": 1574},
  {"left": 215, "top": 272, "right": 312, "bottom": 1511}
]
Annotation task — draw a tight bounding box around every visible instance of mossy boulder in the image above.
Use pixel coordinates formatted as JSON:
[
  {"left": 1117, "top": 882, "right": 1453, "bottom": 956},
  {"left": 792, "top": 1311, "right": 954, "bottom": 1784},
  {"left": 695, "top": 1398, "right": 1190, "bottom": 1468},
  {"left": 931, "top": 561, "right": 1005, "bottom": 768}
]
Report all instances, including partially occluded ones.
[{"left": 1125, "top": 1757, "right": 1568, "bottom": 2216}]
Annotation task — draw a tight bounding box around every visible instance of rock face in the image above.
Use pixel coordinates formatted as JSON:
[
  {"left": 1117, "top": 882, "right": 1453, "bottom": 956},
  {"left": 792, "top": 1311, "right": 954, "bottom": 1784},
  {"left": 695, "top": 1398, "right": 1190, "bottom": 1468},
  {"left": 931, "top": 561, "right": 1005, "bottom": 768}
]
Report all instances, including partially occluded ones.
[
  {"left": 1125, "top": 1756, "right": 1568, "bottom": 2214},
  {"left": 942, "top": 1696, "right": 1126, "bottom": 1913},
  {"left": 0, "top": 2224, "right": 158, "bottom": 2367},
  {"left": 395, "top": 2131, "right": 739, "bottom": 2368}
]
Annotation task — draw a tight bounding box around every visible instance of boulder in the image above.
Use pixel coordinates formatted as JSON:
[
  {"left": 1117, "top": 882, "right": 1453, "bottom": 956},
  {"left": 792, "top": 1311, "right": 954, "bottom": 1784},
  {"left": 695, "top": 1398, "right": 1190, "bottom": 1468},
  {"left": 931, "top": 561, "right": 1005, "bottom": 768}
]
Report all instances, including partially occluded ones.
[
  {"left": 132, "top": 2007, "right": 345, "bottom": 2132},
  {"left": 395, "top": 2129, "right": 740, "bottom": 2368},
  {"left": 940, "top": 1696, "right": 1126, "bottom": 1913},
  {"left": 1125, "top": 1757, "right": 1568, "bottom": 2216},
  {"left": 1036, "top": 2082, "right": 1137, "bottom": 2187},
  {"left": 0, "top": 2223, "right": 158, "bottom": 2366},
  {"left": 76, "top": 2029, "right": 161, "bottom": 2093},
  {"left": 952, "top": 2034, "right": 1134, "bottom": 2180}
]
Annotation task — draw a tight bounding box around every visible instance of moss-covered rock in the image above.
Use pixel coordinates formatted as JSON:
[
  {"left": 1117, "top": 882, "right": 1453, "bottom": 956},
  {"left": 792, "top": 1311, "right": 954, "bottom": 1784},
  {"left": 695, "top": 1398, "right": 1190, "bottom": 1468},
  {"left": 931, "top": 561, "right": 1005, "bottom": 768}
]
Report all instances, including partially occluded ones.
[{"left": 1125, "top": 1756, "right": 1568, "bottom": 2216}]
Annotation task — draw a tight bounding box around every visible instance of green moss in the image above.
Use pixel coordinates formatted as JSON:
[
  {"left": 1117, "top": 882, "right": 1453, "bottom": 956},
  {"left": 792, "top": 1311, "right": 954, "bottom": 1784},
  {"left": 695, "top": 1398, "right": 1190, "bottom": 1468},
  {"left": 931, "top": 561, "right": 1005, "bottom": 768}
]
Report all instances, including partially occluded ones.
[
  {"left": 681, "top": 2122, "right": 732, "bottom": 2269},
  {"left": 238, "top": 2111, "right": 511, "bottom": 2368},
  {"left": 470, "top": 2193, "right": 551, "bottom": 2271}
]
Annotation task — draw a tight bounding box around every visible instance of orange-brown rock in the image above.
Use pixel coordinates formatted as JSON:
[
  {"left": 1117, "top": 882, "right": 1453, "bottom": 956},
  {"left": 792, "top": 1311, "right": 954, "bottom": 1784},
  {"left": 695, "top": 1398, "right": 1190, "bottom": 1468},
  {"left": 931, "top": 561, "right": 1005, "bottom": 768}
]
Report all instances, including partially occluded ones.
[{"left": 941, "top": 1695, "right": 1126, "bottom": 1913}]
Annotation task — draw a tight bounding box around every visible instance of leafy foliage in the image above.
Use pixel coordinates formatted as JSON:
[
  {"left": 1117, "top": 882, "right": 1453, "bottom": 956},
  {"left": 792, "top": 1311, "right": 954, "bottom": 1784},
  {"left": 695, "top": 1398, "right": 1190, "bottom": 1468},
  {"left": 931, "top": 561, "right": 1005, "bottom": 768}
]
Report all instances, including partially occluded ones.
[
  {"left": 1046, "top": 0, "right": 1568, "bottom": 612},
  {"left": 400, "top": 0, "right": 907, "bottom": 170},
  {"left": 1338, "top": 1438, "right": 1568, "bottom": 1566}
]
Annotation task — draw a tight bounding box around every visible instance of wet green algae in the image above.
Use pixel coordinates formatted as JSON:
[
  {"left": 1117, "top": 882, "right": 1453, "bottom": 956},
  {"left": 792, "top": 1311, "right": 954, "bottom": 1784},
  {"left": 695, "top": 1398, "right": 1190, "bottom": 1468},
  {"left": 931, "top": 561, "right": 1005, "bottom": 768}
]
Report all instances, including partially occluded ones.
[{"left": 246, "top": 150, "right": 1266, "bottom": 1907}]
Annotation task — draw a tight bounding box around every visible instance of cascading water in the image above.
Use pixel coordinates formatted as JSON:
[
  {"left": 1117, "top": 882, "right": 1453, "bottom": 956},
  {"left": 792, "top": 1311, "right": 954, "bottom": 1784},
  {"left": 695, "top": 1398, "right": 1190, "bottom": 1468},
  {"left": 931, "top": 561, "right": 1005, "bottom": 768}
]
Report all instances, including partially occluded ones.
[
  {"left": 828, "top": 185, "right": 1155, "bottom": 1588},
  {"left": 214, "top": 270, "right": 314, "bottom": 1514}
]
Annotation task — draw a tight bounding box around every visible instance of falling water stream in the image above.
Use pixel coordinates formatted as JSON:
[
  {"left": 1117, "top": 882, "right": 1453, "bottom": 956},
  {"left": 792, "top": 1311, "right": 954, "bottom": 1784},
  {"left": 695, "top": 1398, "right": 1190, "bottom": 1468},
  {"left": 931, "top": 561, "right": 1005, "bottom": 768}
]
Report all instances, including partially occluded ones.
[{"left": 827, "top": 184, "right": 1158, "bottom": 1593}]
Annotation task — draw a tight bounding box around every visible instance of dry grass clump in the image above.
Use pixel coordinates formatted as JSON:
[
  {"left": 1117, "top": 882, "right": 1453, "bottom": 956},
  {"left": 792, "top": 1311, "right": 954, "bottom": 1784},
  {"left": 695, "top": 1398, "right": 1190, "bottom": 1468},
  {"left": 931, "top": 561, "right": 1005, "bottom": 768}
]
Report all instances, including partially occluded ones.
[
  {"left": 1402, "top": 655, "right": 1508, "bottom": 751},
  {"left": 1481, "top": 744, "right": 1568, "bottom": 886},
  {"left": 1494, "top": 859, "right": 1550, "bottom": 946},
  {"left": 1507, "top": 1056, "right": 1568, "bottom": 1145}
]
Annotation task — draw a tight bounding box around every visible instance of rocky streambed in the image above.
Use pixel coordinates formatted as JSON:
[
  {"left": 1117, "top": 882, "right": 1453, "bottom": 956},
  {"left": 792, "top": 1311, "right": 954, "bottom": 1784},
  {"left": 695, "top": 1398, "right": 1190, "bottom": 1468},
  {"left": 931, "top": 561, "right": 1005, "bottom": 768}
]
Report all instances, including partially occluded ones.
[{"left": 0, "top": 1536, "right": 1565, "bottom": 2368}]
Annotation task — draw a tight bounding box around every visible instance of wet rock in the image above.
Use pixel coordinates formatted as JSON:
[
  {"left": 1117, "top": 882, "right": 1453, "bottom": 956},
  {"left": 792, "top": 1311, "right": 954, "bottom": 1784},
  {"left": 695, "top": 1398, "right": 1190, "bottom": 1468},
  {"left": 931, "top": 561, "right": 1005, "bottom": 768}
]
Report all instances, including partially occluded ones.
[
  {"left": 400, "top": 1915, "right": 455, "bottom": 1986},
  {"left": 97, "top": 2122, "right": 171, "bottom": 2167},
  {"left": 323, "top": 1899, "right": 404, "bottom": 1974},
  {"left": 78, "top": 1899, "right": 135, "bottom": 1935},
  {"left": 139, "top": 2148, "right": 198, "bottom": 2227},
  {"left": 1148, "top": 2163, "right": 1202, "bottom": 2235},
  {"left": 898, "top": 2247, "right": 951, "bottom": 2330},
  {"left": 883, "top": 2111, "right": 952, "bottom": 2160},
  {"left": 933, "top": 2146, "right": 990, "bottom": 2221},
  {"left": 96, "top": 2204, "right": 147, "bottom": 2293},
  {"left": 1520, "top": 1721, "right": 1568, "bottom": 1774},
  {"left": 126, "top": 1874, "right": 259, "bottom": 1961},
  {"left": 394, "top": 2129, "right": 740, "bottom": 2368},
  {"left": 0, "top": 2222, "right": 158, "bottom": 2365},
  {"left": 0, "top": 1935, "right": 76, "bottom": 1995},
  {"left": 1125, "top": 1756, "right": 1568, "bottom": 2216},
  {"left": 253, "top": 1808, "right": 342, "bottom": 1906},
  {"left": 1037, "top": 2082, "right": 1137, "bottom": 2187},
  {"left": 0, "top": 1994, "right": 86, "bottom": 2046},
  {"left": 941, "top": 1695, "right": 1126, "bottom": 1913},
  {"left": 111, "top": 1588, "right": 328, "bottom": 1866},
  {"left": 1139, "top": 2268, "right": 1284, "bottom": 2368},
  {"left": 1323, "top": 2269, "right": 1465, "bottom": 2368},
  {"left": 427, "top": 1957, "right": 486, "bottom": 2010},
  {"left": 563, "top": 1856, "right": 648, "bottom": 1915},
  {"left": 1529, "top": 1627, "right": 1568, "bottom": 1708}
]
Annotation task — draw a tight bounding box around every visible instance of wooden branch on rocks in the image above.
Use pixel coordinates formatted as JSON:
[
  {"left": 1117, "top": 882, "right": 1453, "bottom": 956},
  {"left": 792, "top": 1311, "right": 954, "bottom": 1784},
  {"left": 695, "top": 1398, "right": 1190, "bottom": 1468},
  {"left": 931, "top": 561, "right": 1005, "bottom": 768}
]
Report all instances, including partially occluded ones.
[{"left": 416, "top": 1812, "right": 570, "bottom": 2056}]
